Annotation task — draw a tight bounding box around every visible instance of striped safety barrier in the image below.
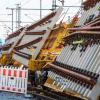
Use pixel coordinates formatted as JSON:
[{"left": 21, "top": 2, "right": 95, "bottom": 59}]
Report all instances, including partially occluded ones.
[{"left": 0, "top": 66, "right": 28, "bottom": 94}]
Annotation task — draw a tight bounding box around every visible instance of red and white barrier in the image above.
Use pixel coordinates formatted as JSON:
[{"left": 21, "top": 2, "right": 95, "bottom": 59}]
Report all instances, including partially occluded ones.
[{"left": 0, "top": 66, "right": 28, "bottom": 94}]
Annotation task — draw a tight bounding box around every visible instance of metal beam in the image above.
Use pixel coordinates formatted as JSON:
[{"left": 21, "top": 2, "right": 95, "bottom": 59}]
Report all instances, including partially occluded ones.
[
  {"left": 11, "top": 9, "right": 14, "bottom": 32},
  {"left": 6, "top": 6, "right": 81, "bottom": 11},
  {"left": 0, "top": 21, "right": 32, "bottom": 23},
  {"left": 6, "top": 7, "right": 52, "bottom": 10},
  {"left": 40, "top": 0, "right": 42, "bottom": 19},
  {"left": 57, "top": 5, "right": 82, "bottom": 7}
]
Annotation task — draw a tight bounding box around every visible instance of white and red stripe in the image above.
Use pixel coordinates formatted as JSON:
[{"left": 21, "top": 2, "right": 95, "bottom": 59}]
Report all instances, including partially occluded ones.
[{"left": 0, "top": 66, "right": 28, "bottom": 94}]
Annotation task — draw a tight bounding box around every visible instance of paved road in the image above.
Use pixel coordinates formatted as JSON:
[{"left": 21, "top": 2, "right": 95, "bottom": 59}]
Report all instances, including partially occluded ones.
[{"left": 0, "top": 92, "right": 35, "bottom": 100}]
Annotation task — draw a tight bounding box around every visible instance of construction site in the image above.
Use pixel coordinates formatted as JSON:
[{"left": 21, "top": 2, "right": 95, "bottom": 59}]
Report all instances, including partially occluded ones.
[{"left": 0, "top": 0, "right": 100, "bottom": 100}]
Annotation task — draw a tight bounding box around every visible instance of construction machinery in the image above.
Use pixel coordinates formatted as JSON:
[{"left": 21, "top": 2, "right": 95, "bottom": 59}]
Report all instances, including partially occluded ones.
[
  {"left": 0, "top": 7, "right": 63, "bottom": 69},
  {"left": 43, "top": 0, "right": 100, "bottom": 100},
  {"left": 0, "top": 6, "right": 79, "bottom": 88},
  {"left": 2, "top": 0, "right": 99, "bottom": 99}
]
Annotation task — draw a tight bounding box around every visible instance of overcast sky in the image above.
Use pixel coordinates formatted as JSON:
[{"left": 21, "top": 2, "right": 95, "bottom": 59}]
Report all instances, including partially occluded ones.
[{"left": 0, "top": 0, "right": 85, "bottom": 41}]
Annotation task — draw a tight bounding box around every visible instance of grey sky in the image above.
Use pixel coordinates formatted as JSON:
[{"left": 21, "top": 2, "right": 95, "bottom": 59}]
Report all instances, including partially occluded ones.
[{"left": 0, "top": 0, "right": 84, "bottom": 40}]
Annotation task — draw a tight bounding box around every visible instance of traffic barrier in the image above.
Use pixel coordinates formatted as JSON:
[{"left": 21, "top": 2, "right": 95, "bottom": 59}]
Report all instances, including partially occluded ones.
[{"left": 0, "top": 66, "right": 28, "bottom": 94}]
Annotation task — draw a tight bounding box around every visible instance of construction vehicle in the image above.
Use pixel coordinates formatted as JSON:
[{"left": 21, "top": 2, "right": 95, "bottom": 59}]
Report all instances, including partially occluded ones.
[
  {"left": 0, "top": 7, "right": 63, "bottom": 67},
  {"left": 0, "top": 6, "right": 79, "bottom": 87},
  {"left": 0, "top": 7, "right": 62, "bottom": 86},
  {"left": 43, "top": 0, "right": 100, "bottom": 100},
  {"left": 0, "top": 4, "right": 82, "bottom": 100},
  {"left": 1, "top": 0, "right": 99, "bottom": 100}
]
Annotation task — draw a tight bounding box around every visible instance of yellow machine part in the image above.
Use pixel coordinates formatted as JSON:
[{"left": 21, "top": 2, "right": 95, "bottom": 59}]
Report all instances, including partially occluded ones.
[
  {"left": 44, "top": 77, "right": 88, "bottom": 100},
  {"left": 0, "top": 54, "right": 13, "bottom": 65},
  {"left": 37, "top": 23, "right": 68, "bottom": 61},
  {"left": 0, "top": 55, "right": 7, "bottom": 65},
  {"left": 28, "top": 23, "right": 71, "bottom": 71},
  {"left": 28, "top": 59, "right": 53, "bottom": 71},
  {"left": 44, "top": 77, "right": 62, "bottom": 92},
  {"left": 0, "top": 53, "right": 21, "bottom": 67}
]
